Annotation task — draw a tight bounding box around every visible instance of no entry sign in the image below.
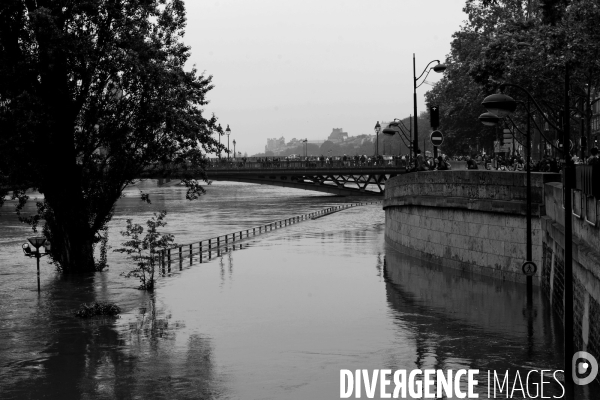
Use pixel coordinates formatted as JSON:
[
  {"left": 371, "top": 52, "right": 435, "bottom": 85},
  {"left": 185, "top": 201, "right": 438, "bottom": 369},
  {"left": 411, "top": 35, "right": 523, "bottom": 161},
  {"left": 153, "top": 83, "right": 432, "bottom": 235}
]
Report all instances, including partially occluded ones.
[{"left": 430, "top": 130, "right": 444, "bottom": 146}]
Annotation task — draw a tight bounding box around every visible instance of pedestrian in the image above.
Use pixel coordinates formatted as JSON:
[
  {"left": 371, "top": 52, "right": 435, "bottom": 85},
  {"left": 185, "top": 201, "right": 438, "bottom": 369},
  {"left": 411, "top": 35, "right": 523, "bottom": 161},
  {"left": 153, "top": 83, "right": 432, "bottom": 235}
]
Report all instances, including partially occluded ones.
[
  {"left": 437, "top": 156, "right": 449, "bottom": 170},
  {"left": 588, "top": 147, "right": 599, "bottom": 165},
  {"left": 415, "top": 149, "right": 428, "bottom": 171},
  {"left": 466, "top": 155, "right": 478, "bottom": 170}
]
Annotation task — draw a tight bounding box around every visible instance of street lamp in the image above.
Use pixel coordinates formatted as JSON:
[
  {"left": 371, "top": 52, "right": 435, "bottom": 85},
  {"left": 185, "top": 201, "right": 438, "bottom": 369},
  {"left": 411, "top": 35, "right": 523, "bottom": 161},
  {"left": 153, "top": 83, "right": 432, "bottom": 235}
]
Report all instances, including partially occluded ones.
[
  {"left": 225, "top": 124, "right": 231, "bottom": 160},
  {"left": 413, "top": 54, "right": 446, "bottom": 159},
  {"left": 383, "top": 119, "right": 413, "bottom": 161},
  {"left": 374, "top": 121, "right": 381, "bottom": 157},
  {"left": 233, "top": 139, "right": 236, "bottom": 159},
  {"left": 22, "top": 236, "right": 51, "bottom": 292},
  {"left": 482, "top": 83, "right": 577, "bottom": 398},
  {"left": 480, "top": 92, "right": 534, "bottom": 299},
  {"left": 302, "top": 139, "right": 308, "bottom": 159}
]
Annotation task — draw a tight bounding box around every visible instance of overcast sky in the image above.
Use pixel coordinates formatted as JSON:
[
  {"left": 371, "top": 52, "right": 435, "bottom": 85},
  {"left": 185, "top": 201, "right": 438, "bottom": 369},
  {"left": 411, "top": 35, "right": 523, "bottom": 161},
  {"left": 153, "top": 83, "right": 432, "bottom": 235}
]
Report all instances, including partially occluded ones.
[{"left": 185, "top": 0, "right": 467, "bottom": 155}]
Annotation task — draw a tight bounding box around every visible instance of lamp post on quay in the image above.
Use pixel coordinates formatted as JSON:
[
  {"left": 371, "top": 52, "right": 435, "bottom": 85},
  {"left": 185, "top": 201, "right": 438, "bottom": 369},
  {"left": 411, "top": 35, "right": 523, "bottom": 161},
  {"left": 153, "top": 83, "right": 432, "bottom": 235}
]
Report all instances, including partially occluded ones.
[
  {"left": 22, "top": 237, "right": 51, "bottom": 293},
  {"left": 225, "top": 124, "right": 231, "bottom": 160},
  {"left": 382, "top": 119, "right": 413, "bottom": 163},
  {"left": 374, "top": 121, "right": 381, "bottom": 157},
  {"left": 479, "top": 95, "right": 534, "bottom": 294},
  {"left": 413, "top": 54, "right": 446, "bottom": 159},
  {"left": 302, "top": 138, "right": 308, "bottom": 159},
  {"left": 481, "top": 82, "right": 575, "bottom": 398}
]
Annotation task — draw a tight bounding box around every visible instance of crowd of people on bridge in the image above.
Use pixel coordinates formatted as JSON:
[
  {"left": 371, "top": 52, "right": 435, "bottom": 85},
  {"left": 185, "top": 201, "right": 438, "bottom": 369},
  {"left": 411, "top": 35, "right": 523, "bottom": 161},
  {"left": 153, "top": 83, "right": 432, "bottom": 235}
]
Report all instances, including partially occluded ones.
[
  {"left": 207, "top": 154, "right": 406, "bottom": 168},
  {"left": 207, "top": 145, "right": 599, "bottom": 172}
]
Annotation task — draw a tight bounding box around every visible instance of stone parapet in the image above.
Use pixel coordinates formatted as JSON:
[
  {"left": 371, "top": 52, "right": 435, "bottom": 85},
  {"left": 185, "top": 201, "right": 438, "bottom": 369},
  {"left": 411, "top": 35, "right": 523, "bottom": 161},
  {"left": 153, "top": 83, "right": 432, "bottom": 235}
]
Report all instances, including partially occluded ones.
[
  {"left": 385, "top": 170, "right": 560, "bottom": 205},
  {"left": 384, "top": 171, "right": 560, "bottom": 285}
]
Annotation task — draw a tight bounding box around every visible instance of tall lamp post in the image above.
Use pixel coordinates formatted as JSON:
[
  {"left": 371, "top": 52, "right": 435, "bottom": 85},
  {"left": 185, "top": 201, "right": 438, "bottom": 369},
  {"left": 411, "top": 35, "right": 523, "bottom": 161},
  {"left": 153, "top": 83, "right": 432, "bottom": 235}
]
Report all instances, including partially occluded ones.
[
  {"left": 302, "top": 138, "right": 308, "bottom": 159},
  {"left": 22, "top": 237, "right": 51, "bottom": 293},
  {"left": 413, "top": 54, "right": 446, "bottom": 159},
  {"left": 382, "top": 119, "right": 413, "bottom": 161},
  {"left": 225, "top": 124, "right": 231, "bottom": 160},
  {"left": 479, "top": 95, "right": 534, "bottom": 296},
  {"left": 480, "top": 83, "right": 576, "bottom": 398},
  {"left": 375, "top": 121, "right": 381, "bottom": 157}
]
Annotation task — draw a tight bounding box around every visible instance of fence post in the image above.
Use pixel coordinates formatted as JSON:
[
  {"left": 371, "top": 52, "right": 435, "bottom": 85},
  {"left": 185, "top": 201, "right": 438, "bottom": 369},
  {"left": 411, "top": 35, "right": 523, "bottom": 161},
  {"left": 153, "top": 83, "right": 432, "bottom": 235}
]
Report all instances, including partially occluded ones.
[
  {"left": 167, "top": 249, "right": 171, "bottom": 273},
  {"left": 179, "top": 247, "right": 183, "bottom": 269},
  {"left": 225, "top": 234, "right": 228, "bottom": 245},
  {"left": 189, "top": 244, "right": 193, "bottom": 265},
  {"left": 217, "top": 236, "right": 220, "bottom": 248},
  {"left": 199, "top": 242, "right": 203, "bottom": 263}
]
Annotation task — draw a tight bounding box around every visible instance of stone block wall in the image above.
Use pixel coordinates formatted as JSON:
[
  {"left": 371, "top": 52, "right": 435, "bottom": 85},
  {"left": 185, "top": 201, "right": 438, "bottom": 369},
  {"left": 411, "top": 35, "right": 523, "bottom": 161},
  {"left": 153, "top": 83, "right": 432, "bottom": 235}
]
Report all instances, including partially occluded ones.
[
  {"left": 384, "top": 171, "right": 560, "bottom": 285},
  {"left": 541, "top": 182, "right": 600, "bottom": 365},
  {"left": 386, "top": 205, "right": 542, "bottom": 283}
]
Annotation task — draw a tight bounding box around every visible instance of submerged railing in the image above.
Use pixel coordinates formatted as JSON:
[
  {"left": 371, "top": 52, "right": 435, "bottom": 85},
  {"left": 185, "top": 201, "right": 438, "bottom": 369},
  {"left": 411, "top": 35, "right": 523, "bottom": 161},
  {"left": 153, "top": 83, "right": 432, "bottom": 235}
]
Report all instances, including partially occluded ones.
[{"left": 157, "top": 201, "right": 382, "bottom": 270}]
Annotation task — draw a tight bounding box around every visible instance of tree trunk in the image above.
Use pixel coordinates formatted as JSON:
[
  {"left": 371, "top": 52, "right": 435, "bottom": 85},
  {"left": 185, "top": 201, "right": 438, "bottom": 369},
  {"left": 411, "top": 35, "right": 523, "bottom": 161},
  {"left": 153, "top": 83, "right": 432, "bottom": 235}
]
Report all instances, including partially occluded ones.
[
  {"left": 46, "top": 209, "right": 97, "bottom": 273},
  {"left": 43, "top": 168, "right": 98, "bottom": 273}
]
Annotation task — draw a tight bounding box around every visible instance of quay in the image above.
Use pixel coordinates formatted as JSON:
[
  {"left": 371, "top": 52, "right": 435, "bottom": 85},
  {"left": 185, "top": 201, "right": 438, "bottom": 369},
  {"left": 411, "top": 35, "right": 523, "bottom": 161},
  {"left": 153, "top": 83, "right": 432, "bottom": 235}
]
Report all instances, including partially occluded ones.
[{"left": 158, "top": 200, "right": 382, "bottom": 270}]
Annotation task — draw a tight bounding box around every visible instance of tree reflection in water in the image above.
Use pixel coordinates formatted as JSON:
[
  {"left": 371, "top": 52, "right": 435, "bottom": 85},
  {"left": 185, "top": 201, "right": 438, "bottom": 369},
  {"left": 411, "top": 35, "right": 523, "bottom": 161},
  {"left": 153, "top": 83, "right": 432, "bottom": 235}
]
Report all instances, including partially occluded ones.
[{"left": 0, "top": 273, "right": 224, "bottom": 400}]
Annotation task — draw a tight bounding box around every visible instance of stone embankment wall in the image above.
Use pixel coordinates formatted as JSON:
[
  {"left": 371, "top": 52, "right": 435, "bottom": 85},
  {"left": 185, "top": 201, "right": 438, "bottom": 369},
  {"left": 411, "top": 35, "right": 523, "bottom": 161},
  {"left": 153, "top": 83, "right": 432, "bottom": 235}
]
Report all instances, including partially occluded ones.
[
  {"left": 384, "top": 171, "right": 560, "bottom": 284},
  {"left": 541, "top": 182, "right": 600, "bottom": 361}
]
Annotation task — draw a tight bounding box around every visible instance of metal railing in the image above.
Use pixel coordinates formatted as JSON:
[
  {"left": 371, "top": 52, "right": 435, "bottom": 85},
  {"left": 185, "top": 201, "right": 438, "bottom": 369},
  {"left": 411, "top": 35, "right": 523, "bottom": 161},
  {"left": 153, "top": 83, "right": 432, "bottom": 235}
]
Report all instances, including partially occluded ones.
[
  {"left": 575, "top": 165, "right": 600, "bottom": 198},
  {"left": 206, "top": 157, "right": 406, "bottom": 170},
  {"left": 157, "top": 201, "right": 382, "bottom": 270}
]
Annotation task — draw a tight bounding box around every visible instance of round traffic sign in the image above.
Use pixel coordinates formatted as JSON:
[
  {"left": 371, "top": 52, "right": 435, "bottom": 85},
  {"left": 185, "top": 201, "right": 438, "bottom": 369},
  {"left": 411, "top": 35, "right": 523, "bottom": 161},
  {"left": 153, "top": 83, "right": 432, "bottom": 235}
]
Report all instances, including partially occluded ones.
[
  {"left": 430, "top": 130, "right": 444, "bottom": 146},
  {"left": 522, "top": 261, "right": 537, "bottom": 276}
]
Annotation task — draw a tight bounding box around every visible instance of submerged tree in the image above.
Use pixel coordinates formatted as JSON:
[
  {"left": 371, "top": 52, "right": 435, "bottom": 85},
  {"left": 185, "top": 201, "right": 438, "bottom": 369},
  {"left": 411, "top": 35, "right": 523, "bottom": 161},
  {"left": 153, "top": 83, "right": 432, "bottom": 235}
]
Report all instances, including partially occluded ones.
[
  {"left": 0, "top": 0, "right": 222, "bottom": 272},
  {"left": 115, "top": 210, "right": 174, "bottom": 291}
]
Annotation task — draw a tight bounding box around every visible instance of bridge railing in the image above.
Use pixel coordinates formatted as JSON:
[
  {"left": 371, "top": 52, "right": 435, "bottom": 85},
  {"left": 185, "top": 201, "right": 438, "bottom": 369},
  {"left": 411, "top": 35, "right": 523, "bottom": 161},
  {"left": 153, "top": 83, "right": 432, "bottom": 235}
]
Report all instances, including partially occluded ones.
[
  {"left": 205, "top": 157, "right": 406, "bottom": 170},
  {"left": 156, "top": 201, "right": 382, "bottom": 270}
]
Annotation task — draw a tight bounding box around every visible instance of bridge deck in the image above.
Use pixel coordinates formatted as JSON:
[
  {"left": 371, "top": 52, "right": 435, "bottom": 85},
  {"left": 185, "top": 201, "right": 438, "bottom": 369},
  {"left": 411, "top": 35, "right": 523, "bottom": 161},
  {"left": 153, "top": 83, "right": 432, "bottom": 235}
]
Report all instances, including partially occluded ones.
[{"left": 147, "top": 160, "right": 407, "bottom": 196}]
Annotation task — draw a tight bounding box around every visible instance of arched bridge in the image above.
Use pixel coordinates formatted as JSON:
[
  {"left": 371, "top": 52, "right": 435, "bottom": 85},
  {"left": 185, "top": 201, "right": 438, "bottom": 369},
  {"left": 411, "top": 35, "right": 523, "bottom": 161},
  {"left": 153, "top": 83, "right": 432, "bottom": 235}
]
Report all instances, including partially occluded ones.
[{"left": 155, "top": 158, "right": 407, "bottom": 196}]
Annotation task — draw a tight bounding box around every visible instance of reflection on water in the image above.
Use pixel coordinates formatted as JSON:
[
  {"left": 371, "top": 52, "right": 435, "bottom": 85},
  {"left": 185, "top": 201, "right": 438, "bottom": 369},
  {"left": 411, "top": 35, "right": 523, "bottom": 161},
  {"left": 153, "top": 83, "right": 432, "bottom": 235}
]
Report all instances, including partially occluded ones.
[{"left": 0, "top": 181, "right": 594, "bottom": 399}]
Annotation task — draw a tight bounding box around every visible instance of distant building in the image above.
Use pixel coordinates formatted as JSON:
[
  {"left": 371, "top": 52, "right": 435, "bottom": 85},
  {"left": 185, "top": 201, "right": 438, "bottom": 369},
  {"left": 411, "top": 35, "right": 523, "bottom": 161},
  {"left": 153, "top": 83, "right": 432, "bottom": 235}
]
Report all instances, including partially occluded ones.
[
  {"left": 265, "top": 137, "right": 286, "bottom": 153},
  {"left": 328, "top": 128, "right": 348, "bottom": 143}
]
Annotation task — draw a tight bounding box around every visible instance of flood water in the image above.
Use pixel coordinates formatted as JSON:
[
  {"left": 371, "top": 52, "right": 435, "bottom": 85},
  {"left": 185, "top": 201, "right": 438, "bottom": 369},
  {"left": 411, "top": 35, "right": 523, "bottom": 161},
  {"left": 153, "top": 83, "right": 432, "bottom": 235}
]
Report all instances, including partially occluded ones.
[{"left": 0, "top": 181, "right": 596, "bottom": 399}]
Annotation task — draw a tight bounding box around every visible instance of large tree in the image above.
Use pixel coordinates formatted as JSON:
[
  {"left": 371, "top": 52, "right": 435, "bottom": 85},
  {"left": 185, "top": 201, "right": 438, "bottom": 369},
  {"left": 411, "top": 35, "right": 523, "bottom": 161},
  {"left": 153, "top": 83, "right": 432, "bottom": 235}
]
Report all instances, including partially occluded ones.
[
  {"left": 426, "top": 0, "right": 600, "bottom": 156},
  {"left": 0, "top": 0, "right": 222, "bottom": 272}
]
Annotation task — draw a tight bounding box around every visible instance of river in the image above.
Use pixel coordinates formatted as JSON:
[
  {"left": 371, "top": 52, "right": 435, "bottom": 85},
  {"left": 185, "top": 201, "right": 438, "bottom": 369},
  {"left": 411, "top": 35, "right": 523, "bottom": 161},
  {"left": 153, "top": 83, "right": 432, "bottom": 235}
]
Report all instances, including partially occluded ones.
[{"left": 0, "top": 181, "right": 596, "bottom": 399}]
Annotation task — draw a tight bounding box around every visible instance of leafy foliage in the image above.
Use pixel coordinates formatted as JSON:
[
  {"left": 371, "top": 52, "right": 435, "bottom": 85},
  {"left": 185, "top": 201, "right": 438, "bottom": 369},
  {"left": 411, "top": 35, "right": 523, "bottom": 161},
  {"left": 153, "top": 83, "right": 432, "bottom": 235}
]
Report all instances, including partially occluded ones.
[
  {"left": 74, "top": 302, "right": 121, "bottom": 318},
  {"left": 425, "top": 0, "right": 600, "bottom": 157},
  {"left": 0, "top": 0, "right": 222, "bottom": 272},
  {"left": 114, "top": 210, "right": 175, "bottom": 291}
]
